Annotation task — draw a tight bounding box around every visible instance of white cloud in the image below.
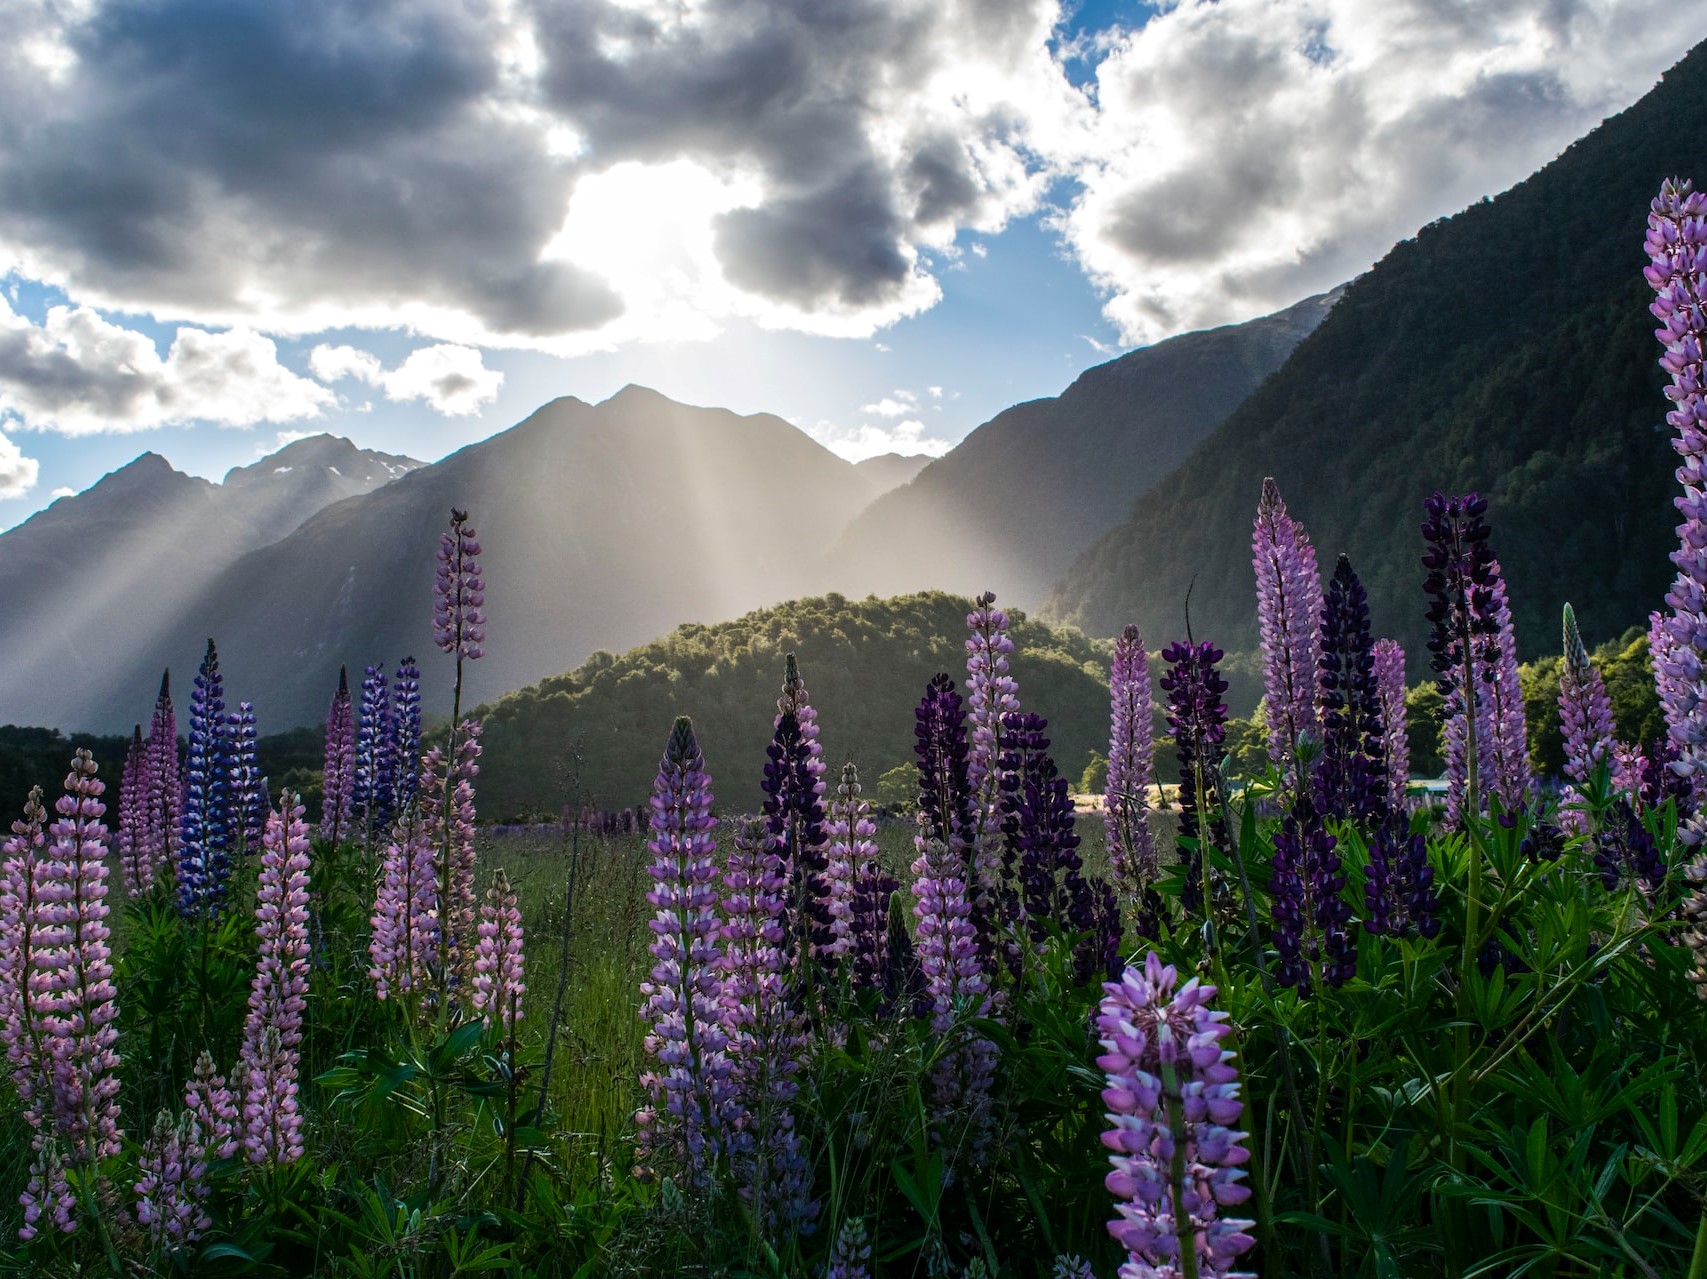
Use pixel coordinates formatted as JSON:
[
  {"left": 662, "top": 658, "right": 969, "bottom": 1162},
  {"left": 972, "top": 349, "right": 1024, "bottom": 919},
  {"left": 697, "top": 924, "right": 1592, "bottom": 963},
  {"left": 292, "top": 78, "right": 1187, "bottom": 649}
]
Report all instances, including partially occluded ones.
[
  {"left": 0, "top": 297, "right": 332, "bottom": 435},
  {"left": 927, "top": 386, "right": 943, "bottom": 399},
  {"left": 860, "top": 390, "right": 919, "bottom": 417},
  {"left": 0, "top": 430, "right": 39, "bottom": 498},
  {"left": 311, "top": 342, "right": 503, "bottom": 416},
  {"left": 50, "top": 485, "right": 75, "bottom": 498},
  {"left": 809, "top": 416, "right": 954, "bottom": 463}
]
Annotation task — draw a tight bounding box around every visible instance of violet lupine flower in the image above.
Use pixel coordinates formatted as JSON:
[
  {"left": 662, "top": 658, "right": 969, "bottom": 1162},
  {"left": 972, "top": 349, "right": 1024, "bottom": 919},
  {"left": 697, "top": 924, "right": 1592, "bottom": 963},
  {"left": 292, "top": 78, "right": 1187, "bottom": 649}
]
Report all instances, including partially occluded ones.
[
  {"left": 826, "top": 1217, "right": 872, "bottom": 1279},
  {"left": 1052, "top": 1258, "right": 1096, "bottom": 1279},
  {"left": 180, "top": 638, "right": 233, "bottom": 916},
  {"left": 913, "top": 674, "right": 979, "bottom": 877},
  {"left": 434, "top": 508, "right": 486, "bottom": 662},
  {"left": 1559, "top": 604, "right": 1616, "bottom": 827},
  {"left": 352, "top": 663, "right": 393, "bottom": 841},
  {"left": 1159, "top": 641, "right": 1231, "bottom": 916},
  {"left": 472, "top": 867, "right": 525, "bottom": 1035},
  {"left": 1594, "top": 800, "right": 1667, "bottom": 895},
  {"left": 1105, "top": 623, "right": 1157, "bottom": 900},
  {"left": 636, "top": 717, "right": 736, "bottom": 1189},
  {"left": 437, "top": 720, "right": 482, "bottom": 992},
  {"left": 240, "top": 791, "right": 312, "bottom": 1165},
  {"left": 117, "top": 725, "right": 152, "bottom": 897},
  {"left": 1478, "top": 567, "right": 1533, "bottom": 815},
  {"left": 321, "top": 666, "right": 355, "bottom": 847},
  {"left": 1269, "top": 795, "right": 1356, "bottom": 994},
  {"left": 1316, "top": 554, "right": 1389, "bottom": 825},
  {"left": 144, "top": 671, "right": 182, "bottom": 891},
  {"left": 825, "top": 762, "right": 891, "bottom": 988},
  {"left": 389, "top": 657, "right": 423, "bottom": 814},
  {"left": 184, "top": 1050, "right": 238, "bottom": 1162},
  {"left": 1422, "top": 492, "right": 1501, "bottom": 828},
  {"left": 135, "top": 1110, "right": 210, "bottom": 1251},
  {"left": 764, "top": 662, "right": 833, "bottom": 966},
  {"left": 1372, "top": 639, "right": 1410, "bottom": 814},
  {"left": 228, "top": 702, "right": 265, "bottom": 851},
  {"left": 1253, "top": 476, "right": 1324, "bottom": 782},
  {"left": 718, "top": 818, "right": 814, "bottom": 1235},
  {"left": 1097, "top": 952, "right": 1255, "bottom": 1279},
  {"left": 368, "top": 806, "right": 439, "bottom": 1002},
  {"left": 1364, "top": 823, "right": 1441, "bottom": 941},
  {"left": 965, "top": 591, "right": 1020, "bottom": 953},
  {"left": 0, "top": 789, "right": 52, "bottom": 1235}
]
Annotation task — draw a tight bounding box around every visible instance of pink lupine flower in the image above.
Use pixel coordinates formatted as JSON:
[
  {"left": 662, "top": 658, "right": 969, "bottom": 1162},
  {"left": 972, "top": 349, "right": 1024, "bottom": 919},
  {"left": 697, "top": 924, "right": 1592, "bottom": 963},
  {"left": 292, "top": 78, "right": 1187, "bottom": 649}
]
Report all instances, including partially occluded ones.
[
  {"left": 369, "top": 806, "right": 440, "bottom": 1002},
  {"left": 1253, "top": 476, "right": 1323, "bottom": 782},
  {"left": 472, "top": 868, "right": 525, "bottom": 1034},
  {"left": 1105, "top": 623, "right": 1157, "bottom": 898},
  {"left": 1478, "top": 569, "right": 1533, "bottom": 815},
  {"left": 240, "top": 792, "right": 312, "bottom": 1165},
  {"left": 144, "top": 671, "right": 183, "bottom": 892},
  {"left": 322, "top": 667, "right": 355, "bottom": 845},
  {"left": 434, "top": 508, "right": 486, "bottom": 662},
  {"left": 443, "top": 721, "right": 482, "bottom": 990},
  {"left": 135, "top": 1110, "right": 211, "bottom": 1251},
  {"left": 184, "top": 1050, "right": 239, "bottom": 1162},
  {"left": 1559, "top": 604, "right": 1617, "bottom": 829},
  {"left": 117, "top": 725, "right": 153, "bottom": 897},
  {"left": 1098, "top": 952, "right": 1255, "bottom": 1279},
  {"left": 1372, "top": 639, "right": 1410, "bottom": 814},
  {"left": 824, "top": 762, "right": 884, "bottom": 970}
]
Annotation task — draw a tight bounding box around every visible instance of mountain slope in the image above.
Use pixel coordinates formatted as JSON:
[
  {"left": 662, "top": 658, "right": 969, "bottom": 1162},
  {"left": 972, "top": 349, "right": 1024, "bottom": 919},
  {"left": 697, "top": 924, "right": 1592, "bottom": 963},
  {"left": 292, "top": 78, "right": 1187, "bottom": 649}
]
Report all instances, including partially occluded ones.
[
  {"left": 1044, "top": 41, "right": 1707, "bottom": 666},
  {"left": 99, "top": 387, "right": 902, "bottom": 733},
  {"left": 852, "top": 452, "right": 931, "bottom": 495},
  {"left": 825, "top": 292, "right": 1336, "bottom": 608},
  {"left": 477, "top": 591, "right": 1116, "bottom": 819}
]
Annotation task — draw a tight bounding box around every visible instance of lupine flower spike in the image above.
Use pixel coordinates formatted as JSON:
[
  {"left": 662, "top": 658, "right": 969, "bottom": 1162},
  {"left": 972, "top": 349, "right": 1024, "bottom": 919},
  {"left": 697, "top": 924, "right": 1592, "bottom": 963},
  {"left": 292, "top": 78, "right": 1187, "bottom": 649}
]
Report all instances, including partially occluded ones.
[
  {"left": 472, "top": 868, "right": 525, "bottom": 1035},
  {"left": 825, "top": 762, "right": 892, "bottom": 989},
  {"left": 144, "top": 671, "right": 182, "bottom": 891},
  {"left": 826, "top": 1217, "right": 873, "bottom": 1279},
  {"left": 1253, "top": 477, "right": 1323, "bottom": 784},
  {"left": 1558, "top": 604, "right": 1617, "bottom": 830},
  {"left": 1098, "top": 952, "right": 1255, "bottom": 1279},
  {"left": 180, "top": 638, "right": 233, "bottom": 915},
  {"left": 1478, "top": 567, "right": 1533, "bottom": 815},
  {"left": 229, "top": 701, "right": 265, "bottom": 852},
  {"left": 1105, "top": 623, "right": 1157, "bottom": 902},
  {"left": 765, "top": 657, "right": 832, "bottom": 967},
  {"left": 322, "top": 666, "right": 355, "bottom": 847},
  {"left": 1372, "top": 639, "right": 1410, "bottom": 814},
  {"left": 116, "top": 725, "right": 152, "bottom": 897},
  {"left": 389, "top": 658, "right": 423, "bottom": 815},
  {"left": 353, "top": 663, "right": 392, "bottom": 845},
  {"left": 1422, "top": 492, "right": 1500, "bottom": 828},
  {"left": 965, "top": 591, "right": 1020, "bottom": 953},
  {"left": 368, "top": 806, "right": 439, "bottom": 1002},
  {"left": 1315, "top": 554, "right": 1388, "bottom": 825},
  {"left": 1160, "top": 641, "right": 1231, "bottom": 917},
  {"left": 434, "top": 508, "right": 487, "bottom": 664}
]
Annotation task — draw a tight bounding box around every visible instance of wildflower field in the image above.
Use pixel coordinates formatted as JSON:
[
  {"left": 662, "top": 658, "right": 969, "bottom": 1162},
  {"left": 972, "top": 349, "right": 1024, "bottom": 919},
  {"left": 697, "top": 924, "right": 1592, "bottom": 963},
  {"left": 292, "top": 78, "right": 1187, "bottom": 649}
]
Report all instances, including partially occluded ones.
[{"left": 4, "top": 188, "right": 1707, "bottom": 1279}]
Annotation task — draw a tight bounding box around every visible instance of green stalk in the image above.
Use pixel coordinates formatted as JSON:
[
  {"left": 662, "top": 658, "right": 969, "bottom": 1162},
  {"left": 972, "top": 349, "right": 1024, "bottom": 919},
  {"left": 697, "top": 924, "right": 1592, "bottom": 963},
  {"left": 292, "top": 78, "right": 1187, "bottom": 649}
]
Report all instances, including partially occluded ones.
[{"left": 1688, "top": 1198, "right": 1707, "bottom": 1279}]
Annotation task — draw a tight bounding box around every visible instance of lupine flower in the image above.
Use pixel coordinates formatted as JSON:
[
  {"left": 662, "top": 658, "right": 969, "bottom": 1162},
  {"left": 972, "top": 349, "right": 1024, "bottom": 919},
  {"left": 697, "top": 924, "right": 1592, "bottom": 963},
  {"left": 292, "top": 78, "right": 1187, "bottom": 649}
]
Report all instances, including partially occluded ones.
[
  {"left": 764, "top": 661, "right": 833, "bottom": 966},
  {"left": 1364, "top": 822, "right": 1441, "bottom": 940},
  {"left": 1422, "top": 492, "right": 1501, "bottom": 827},
  {"left": 144, "top": 671, "right": 182, "bottom": 890},
  {"left": 368, "top": 806, "right": 440, "bottom": 1001},
  {"left": 1052, "top": 1258, "right": 1096, "bottom": 1279},
  {"left": 352, "top": 663, "right": 393, "bottom": 841},
  {"left": 1594, "top": 800, "right": 1667, "bottom": 895},
  {"left": 1372, "top": 639, "right": 1410, "bottom": 814},
  {"left": 1316, "top": 554, "right": 1388, "bottom": 825},
  {"left": 718, "top": 817, "right": 814, "bottom": 1235},
  {"left": 1097, "top": 952, "right": 1254, "bottom": 1279},
  {"left": 180, "top": 638, "right": 233, "bottom": 915},
  {"left": 1559, "top": 604, "right": 1617, "bottom": 829},
  {"left": 321, "top": 666, "right": 355, "bottom": 846},
  {"left": 636, "top": 717, "right": 736, "bottom": 1189},
  {"left": 1615, "top": 741, "right": 1649, "bottom": 803},
  {"left": 184, "top": 1050, "right": 238, "bottom": 1162},
  {"left": 431, "top": 720, "right": 482, "bottom": 991},
  {"left": 825, "top": 762, "right": 891, "bottom": 988},
  {"left": 1253, "top": 476, "right": 1324, "bottom": 782},
  {"left": 228, "top": 701, "right": 265, "bottom": 851},
  {"left": 965, "top": 591, "right": 1020, "bottom": 953},
  {"left": 882, "top": 889, "right": 925, "bottom": 1018},
  {"left": 1159, "top": 641, "right": 1231, "bottom": 915},
  {"left": 389, "top": 658, "right": 423, "bottom": 814},
  {"left": 135, "top": 1110, "right": 210, "bottom": 1251},
  {"left": 1105, "top": 623, "right": 1157, "bottom": 900},
  {"left": 434, "top": 508, "right": 486, "bottom": 662},
  {"left": 1478, "top": 568, "right": 1533, "bottom": 815},
  {"left": 914, "top": 674, "right": 979, "bottom": 876},
  {"left": 826, "top": 1217, "right": 873, "bottom": 1279},
  {"left": 472, "top": 868, "right": 525, "bottom": 1035},
  {"left": 117, "top": 725, "right": 153, "bottom": 897},
  {"left": 1270, "top": 795, "right": 1355, "bottom": 994},
  {"left": 240, "top": 791, "right": 312, "bottom": 1165},
  {"left": 0, "top": 789, "right": 51, "bottom": 1235}
]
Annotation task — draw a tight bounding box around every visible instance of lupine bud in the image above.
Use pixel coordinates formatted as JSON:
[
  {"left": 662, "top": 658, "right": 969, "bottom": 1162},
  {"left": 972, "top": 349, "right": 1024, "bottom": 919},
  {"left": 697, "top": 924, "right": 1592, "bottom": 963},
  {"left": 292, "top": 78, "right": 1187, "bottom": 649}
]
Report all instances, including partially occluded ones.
[
  {"left": 1559, "top": 604, "right": 1617, "bottom": 828},
  {"left": 826, "top": 1217, "right": 872, "bottom": 1279},
  {"left": 1105, "top": 623, "right": 1157, "bottom": 899},
  {"left": 434, "top": 508, "right": 486, "bottom": 661},
  {"left": 1253, "top": 477, "right": 1323, "bottom": 782},
  {"left": 321, "top": 667, "right": 355, "bottom": 846},
  {"left": 1372, "top": 639, "right": 1410, "bottom": 814},
  {"left": 965, "top": 592, "right": 1020, "bottom": 955},
  {"left": 472, "top": 867, "right": 525, "bottom": 1034},
  {"left": 180, "top": 639, "right": 234, "bottom": 915}
]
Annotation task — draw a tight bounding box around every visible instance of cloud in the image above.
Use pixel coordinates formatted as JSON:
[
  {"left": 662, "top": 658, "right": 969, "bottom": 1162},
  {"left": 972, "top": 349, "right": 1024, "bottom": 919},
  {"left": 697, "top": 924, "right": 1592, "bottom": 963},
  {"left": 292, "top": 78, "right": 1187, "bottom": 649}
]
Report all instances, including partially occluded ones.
[
  {"left": 0, "top": 296, "right": 332, "bottom": 434},
  {"left": 0, "top": 430, "right": 39, "bottom": 498},
  {"left": 50, "top": 486, "right": 75, "bottom": 499},
  {"left": 861, "top": 390, "right": 918, "bottom": 417},
  {"left": 311, "top": 343, "right": 503, "bottom": 416},
  {"left": 809, "top": 415, "right": 954, "bottom": 463}
]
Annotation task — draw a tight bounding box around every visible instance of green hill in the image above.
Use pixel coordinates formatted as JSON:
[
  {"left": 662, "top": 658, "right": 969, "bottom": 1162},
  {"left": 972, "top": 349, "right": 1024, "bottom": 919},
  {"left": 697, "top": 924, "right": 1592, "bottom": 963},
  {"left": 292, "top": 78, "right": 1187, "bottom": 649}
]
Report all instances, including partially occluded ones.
[
  {"left": 476, "top": 592, "right": 1122, "bottom": 821},
  {"left": 1044, "top": 41, "right": 1707, "bottom": 667}
]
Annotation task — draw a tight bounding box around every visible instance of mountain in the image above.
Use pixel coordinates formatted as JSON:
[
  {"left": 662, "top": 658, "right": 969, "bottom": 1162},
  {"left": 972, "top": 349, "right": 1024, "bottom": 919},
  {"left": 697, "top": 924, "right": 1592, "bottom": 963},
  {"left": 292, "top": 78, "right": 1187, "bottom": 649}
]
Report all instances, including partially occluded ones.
[
  {"left": 477, "top": 591, "right": 1116, "bottom": 820},
  {"left": 852, "top": 451, "right": 932, "bottom": 495},
  {"left": 824, "top": 292, "right": 1337, "bottom": 608},
  {"left": 0, "top": 436, "right": 418, "bottom": 729},
  {"left": 1044, "top": 41, "right": 1707, "bottom": 669},
  {"left": 92, "top": 387, "right": 904, "bottom": 733}
]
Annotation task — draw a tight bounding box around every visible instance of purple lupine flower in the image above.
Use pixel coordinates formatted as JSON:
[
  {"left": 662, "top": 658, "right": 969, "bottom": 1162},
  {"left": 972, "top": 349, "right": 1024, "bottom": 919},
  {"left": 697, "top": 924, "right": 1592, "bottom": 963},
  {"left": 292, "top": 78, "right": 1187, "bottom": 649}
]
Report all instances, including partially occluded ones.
[
  {"left": 0, "top": 788, "right": 51, "bottom": 1236},
  {"left": 1159, "top": 641, "right": 1231, "bottom": 915},
  {"left": 826, "top": 1217, "right": 872, "bottom": 1279},
  {"left": 1269, "top": 795, "right": 1355, "bottom": 994},
  {"left": 1105, "top": 623, "right": 1157, "bottom": 900},
  {"left": 389, "top": 657, "right": 423, "bottom": 814},
  {"left": 718, "top": 818, "right": 814, "bottom": 1236},
  {"left": 1372, "top": 639, "right": 1410, "bottom": 814},
  {"left": 184, "top": 1050, "right": 238, "bottom": 1162},
  {"left": 764, "top": 659, "right": 833, "bottom": 967},
  {"left": 965, "top": 591, "right": 1020, "bottom": 956},
  {"left": 1594, "top": 800, "right": 1667, "bottom": 895},
  {"left": 135, "top": 1110, "right": 211, "bottom": 1252},
  {"left": 1559, "top": 604, "right": 1616, "bottom": 829},
  {"left": 1422, "top": 492, "right": 1501, "bottom": 828},
  {"left": 472, "top": 867, "right": 525, "bottom": 1035},
  {"left": 180, "top": 638, "right": 233, "bottom": 915},
  {"left": 438, "top": 720, "right": 482, "bottom": 992},
  {"left": 1364, "top": 822, "right": 1441, "bottom": 941},
  {"left": 368, "top": 806, "right": 439, "bottom": 1002},
  {"left": 913, "top": 674, "right": 979, "bottom": 879},
  {"left": 825, "top": 762, "right": 891, "bottom": 989},
  {"left": 228, "top": 702, "right": 265, "bottom": 852},
  {"left": 144, "top": 671, "right": 182, "bottom": 894},
  {"left": 321, "top": 666, "right": 355, "bottom": 847},
  {"left": 240, "top": 791, "right": 311, "bottom": 1165},
  {"left": 1478, "top": 568, "right": 1533, "bottom": 815},
  {"left": 636, "top": 717, "right": 736, "bottom": 1190},
  {"left": 117, "top": 725, "right": 152, "bottom": 898},
  {"left": 1098, "top": 952, "right": 1254, "bottom": 1279},
  {"left": 1253, "top": 476, "right": 1324, "bottom": 782},
  {"left": 434, "top": 508, "right": 486, "bottom": 662},
  {"left": 1052, "top": 1258, "right": 1096, "bottom": 1279},
  {"left": 352, "top": 663, "right": 393, "bottom": 842},
  {"left": 1316, "top": 554, "right": 1388, "bottom": 825}
]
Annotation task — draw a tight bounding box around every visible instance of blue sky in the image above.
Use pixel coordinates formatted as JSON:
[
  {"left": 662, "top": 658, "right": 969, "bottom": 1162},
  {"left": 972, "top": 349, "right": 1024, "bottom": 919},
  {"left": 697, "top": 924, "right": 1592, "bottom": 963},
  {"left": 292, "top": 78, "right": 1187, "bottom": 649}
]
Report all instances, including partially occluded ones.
[{"left": 0, "top": 0, "right": 1696, "bottom": 527}]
